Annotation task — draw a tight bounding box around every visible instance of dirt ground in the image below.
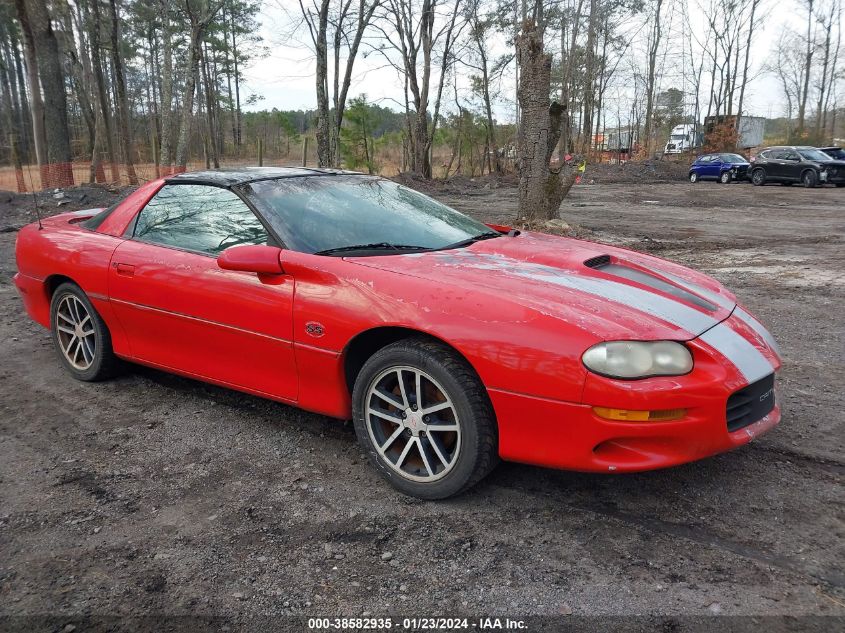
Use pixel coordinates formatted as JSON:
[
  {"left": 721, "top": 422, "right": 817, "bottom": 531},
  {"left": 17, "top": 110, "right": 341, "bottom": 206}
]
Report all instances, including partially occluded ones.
[{"left": 0, "top": 176, "right": 843, "bottom": 628}]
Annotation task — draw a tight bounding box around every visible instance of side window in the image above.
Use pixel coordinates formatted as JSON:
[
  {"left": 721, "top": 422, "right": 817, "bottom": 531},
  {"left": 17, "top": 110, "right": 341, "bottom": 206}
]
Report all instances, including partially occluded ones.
[
  {"left": 132, "top": 184, "right": 269, "bottom": 256},
  {"left": 783, "top": 151, "right": 799, "bottom": 161},
  {"left": 698, "top": 155, "right": 712, "bottom": 163}
]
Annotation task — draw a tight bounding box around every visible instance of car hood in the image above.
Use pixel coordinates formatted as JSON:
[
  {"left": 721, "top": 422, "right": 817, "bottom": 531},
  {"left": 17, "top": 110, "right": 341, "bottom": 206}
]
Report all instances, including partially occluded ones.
[
  {"left": 818, "top": 160, "right": 845, "bottom": 168},
  {"left": 349, "top": 232, "right": 736, "bottom": 341}
]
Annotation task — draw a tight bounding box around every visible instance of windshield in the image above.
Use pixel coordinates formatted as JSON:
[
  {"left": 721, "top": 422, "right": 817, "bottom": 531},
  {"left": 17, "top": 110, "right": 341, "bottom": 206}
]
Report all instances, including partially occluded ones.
[
  {"left": 670, "top": 134, "right": 686, "bottom": 140},
  {"left": 243, "top": 175, "right": 496, "bottom": 255},
  {"left": 720, "top": 153, "right": 747, "bottom": 163},
  {"left": 798, "top": 149, "right": 833, "bottom": 161},
  {"left": 822, "top": 148, "right": 845, "bottom": 159}
]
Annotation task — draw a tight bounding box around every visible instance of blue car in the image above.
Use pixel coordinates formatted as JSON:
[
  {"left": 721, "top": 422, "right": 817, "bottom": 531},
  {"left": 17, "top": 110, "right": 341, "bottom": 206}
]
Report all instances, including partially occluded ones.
[{"left": 688, "top": 153, "right": 751, "bottom": 183}]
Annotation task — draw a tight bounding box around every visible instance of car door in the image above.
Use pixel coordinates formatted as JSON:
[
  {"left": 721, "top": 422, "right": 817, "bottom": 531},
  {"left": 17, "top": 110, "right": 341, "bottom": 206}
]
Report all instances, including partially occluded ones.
[
  {"left": 781, "top": 150, "right": 802, "bottom": 180},
  {"left": 107, "top": 183, "right": 298, "bottom": 401},
  {"left": 763, "top": 150, "right": 786, "bottom": 178},
  {"left": 705, "top": 154, "right": 722, "bottom": 178},
  {"left": 696, "top": 155, "right": 713, "bottom": 178}
]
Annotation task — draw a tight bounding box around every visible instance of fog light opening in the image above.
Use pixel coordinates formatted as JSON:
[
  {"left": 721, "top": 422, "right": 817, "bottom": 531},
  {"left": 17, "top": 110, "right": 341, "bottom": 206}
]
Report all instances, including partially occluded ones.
[{"left": 593, "top": 407, "right": 687, "bottom": 422}]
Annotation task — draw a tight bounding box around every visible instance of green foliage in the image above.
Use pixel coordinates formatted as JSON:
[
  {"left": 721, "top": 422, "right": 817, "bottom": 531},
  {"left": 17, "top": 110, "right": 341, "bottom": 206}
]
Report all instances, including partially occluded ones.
[{"left": 340, "top": 95, "right": 379, "bottom": 173}]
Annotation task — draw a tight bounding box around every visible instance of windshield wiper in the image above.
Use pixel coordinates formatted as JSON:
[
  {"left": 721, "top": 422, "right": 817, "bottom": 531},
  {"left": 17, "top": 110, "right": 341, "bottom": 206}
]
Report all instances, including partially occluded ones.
[
  {"left": 314, "top": 242, "right": 430, "bottom": 256},
  {"left": 439, "top": 231, "right": 503, "bottom": 251}
]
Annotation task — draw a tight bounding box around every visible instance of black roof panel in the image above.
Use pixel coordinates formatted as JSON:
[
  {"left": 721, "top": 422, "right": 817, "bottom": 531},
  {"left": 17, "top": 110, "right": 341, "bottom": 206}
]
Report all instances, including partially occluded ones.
[{"left": 164, "top": 166, "right": 360, "bottom": 186}]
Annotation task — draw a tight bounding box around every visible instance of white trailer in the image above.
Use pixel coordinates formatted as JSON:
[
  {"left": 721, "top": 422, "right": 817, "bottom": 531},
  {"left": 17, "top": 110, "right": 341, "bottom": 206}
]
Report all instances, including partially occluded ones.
[{"left": 663, "top": 124, "right": 702, "bottom": 154}]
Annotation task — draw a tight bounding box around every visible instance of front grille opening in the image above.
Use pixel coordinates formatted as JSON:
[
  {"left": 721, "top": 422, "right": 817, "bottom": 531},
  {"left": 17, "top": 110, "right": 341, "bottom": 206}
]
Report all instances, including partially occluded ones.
[{"left": 726, "top": 373, "right": 775, "bottom": 432}]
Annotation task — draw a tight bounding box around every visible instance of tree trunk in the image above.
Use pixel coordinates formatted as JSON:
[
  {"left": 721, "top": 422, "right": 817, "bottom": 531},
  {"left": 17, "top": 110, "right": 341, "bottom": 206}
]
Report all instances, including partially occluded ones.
[
  {"left": 735, "top": 0, "right": 758, "bottom": 134},
  {"left": 579, "top": 0, "right": 598, "bottom": 155},
  {"left": 1, "top": 49, "right": 26, "bottom": 191},
  {"left": 308, "top": 0, "right": 332, "bottom": 167},
  {"left": 14, "top": 0, "right": 49, "bottom": 185},
  {"left": 230, "top": 9, "right": 242, "bottom": 152},
  {"left": 108, "top": 0, "right": 137, "bottom": 184},
  {"left": 201, "top": 41, "right": 219, "bottom": 168},
  {"left": 87, "top": 0, "right": 119, "bottom": 182},
  {"left": 159, "top": 0, "right": 174, "bottom": 173},
  {"left": 516, "top": 20, "right": 576, "bottom": 221},
  {"left": 642, "top": 0, "right": 663, "bottom": 157},
  {"left": 174, "top": 26, "right": 202, "bottom": 171},
  {"left": 797, "top": 0, "right": 814, "bottom": 135}
]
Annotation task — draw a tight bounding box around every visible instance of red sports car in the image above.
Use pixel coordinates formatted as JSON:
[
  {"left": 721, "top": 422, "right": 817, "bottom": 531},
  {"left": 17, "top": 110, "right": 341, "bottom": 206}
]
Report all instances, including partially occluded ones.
[{"left": 14, "top": 168, "right": 782, "bottom": 499}]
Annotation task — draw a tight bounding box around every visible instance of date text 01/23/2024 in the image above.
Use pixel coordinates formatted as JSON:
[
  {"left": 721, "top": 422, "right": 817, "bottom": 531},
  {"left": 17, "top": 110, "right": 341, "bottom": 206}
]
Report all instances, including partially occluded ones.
[{"left": 307, "top": 617, "right": 528, "bottom": 630}]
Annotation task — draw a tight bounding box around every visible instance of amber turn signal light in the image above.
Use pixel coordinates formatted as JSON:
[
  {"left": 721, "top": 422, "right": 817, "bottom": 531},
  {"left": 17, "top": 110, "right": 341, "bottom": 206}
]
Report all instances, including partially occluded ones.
[{"left": 592, "top": 407, "right": 687, "bottom": 422}]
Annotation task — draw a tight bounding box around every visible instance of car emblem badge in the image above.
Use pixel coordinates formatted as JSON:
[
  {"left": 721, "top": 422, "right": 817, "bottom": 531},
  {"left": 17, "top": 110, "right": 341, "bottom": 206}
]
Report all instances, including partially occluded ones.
[{"left": 305, "top": 321, "right": 325, "bottom": 338}]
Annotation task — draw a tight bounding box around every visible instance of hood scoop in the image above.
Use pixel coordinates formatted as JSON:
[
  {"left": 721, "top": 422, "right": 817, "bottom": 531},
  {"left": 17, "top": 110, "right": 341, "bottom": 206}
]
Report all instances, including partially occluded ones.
[
  {"left": 584, "top": 254, "right": 611, "bottom": 269},
  {"left": 584, "top": 257, "right": 718, "bottom": 312}
]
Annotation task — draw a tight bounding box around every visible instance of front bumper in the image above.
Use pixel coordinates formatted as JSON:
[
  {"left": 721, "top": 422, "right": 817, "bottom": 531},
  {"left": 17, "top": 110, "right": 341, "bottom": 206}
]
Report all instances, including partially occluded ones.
[
  {"left": 489, "top": 387, "right": 780, "bottom": 472},
  {"left": 490, "top": 310, "right": 782, "bottom": 473},
  {"left": 820, "top": 169, "right": 845, "bottom": 184}
]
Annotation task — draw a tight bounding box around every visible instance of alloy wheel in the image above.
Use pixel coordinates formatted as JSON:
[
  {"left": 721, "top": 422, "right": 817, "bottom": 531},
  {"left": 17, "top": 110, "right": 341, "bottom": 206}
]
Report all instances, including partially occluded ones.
[
  {"left": 364, "top": 366, "right": 461, "bottom": 482},
  {"left": 55, "top": 294, "right": 96, "bottom": 370}
]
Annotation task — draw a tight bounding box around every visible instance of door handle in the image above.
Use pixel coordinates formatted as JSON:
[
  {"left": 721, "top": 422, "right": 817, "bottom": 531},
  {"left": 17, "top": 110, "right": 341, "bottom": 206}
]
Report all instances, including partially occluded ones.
[{"left": 114, "top": 262, "right": 135, "bottom": 277}]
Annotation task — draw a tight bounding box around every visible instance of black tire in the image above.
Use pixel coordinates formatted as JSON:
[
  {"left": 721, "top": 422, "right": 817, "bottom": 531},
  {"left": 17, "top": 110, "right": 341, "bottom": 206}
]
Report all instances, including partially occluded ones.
[
  {"left": 689, "top": 172, "right": 699, "bottom": 183},
  {"left": 719, "top": 171, "right": 732, "bottom": 184},
  {"left": 352, "top": 338, "right": 498, "bottom": 499},
  {"left": 49, "top": 282, "right": 121, "bottom": 381},
  {"left": 801, "top": 170, "right": 818, "bottom": 188},
  {"left": 751, "top": 169, "right": 766, "bottom": 186}
]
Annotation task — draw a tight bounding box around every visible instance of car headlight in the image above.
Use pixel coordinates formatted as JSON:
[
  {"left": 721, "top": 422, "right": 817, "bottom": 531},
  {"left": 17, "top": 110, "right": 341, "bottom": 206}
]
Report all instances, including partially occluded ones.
[{"left": 582, "top": 341, "right": 693, "bottom": 379}]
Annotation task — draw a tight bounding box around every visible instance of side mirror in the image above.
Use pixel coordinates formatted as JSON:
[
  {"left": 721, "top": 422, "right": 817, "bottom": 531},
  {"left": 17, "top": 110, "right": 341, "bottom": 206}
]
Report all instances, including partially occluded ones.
[{"left": 218, "top": 244, "right": 284, "bottom": 275}]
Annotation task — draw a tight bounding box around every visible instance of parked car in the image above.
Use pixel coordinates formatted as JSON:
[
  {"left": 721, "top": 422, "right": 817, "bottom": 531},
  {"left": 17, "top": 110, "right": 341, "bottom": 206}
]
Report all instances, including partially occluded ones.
[
  {"left": 14, "top": 168, "right": 782, "bottom": 499},
  {"left": 819, "top": 146, "right": 845, "bottom": 160},
  {"left": 749, "top": 146, "right": 845, "bottom": 187},
  {"left": 688, "top": 153, "right": 750, "bottom": 183}
]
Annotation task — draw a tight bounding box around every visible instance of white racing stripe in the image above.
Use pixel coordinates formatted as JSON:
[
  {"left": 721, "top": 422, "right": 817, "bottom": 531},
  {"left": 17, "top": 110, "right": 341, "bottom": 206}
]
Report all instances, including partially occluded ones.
[
  {"left": 463, "top": 254, "right": 720, "bottom": 336},
  {"left": 733, "top": 307, "right": 782, "bottom": 358},
  {"left": 699, "top": 323, "right": 775, "bottom": 383},
  {"left": 519, "top": 272, "right": 719, "bottom": 335},
  {"left": 658, "top": 270, "right": 737, "bottom": 311}
]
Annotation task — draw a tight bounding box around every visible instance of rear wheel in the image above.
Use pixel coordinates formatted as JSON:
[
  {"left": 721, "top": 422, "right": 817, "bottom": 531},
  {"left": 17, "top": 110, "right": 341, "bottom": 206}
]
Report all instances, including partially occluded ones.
[
  {"left": 719, "top": 171, "right": 732, "bottom": 184},
  {"left": 50, "top": 282, "right": 120, "bottom": 381},
  {"left": 689, "top": 172, "right": 699, "bottom": 183},
  {"left": 352, "top": 339, "right": 498, "bottom": 499},
  {"left": 751, "top": 169, "right": 766, "bottom": 186},
  {"left": 802, "top": 170, "right": 818, "bottom": 188}
]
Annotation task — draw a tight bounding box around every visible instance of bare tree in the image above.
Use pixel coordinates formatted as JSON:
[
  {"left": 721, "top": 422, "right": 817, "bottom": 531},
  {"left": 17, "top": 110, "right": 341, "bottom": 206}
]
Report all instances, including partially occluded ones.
[
  {"left": 174, "top": 0, "right": 225, "bottom": 171},
  {"left": 108, "top": 0, "right": 139, "bottom": 183},
  {"left": 377, "top": 0, "right": 463, "bottom": 177},
  {"left": 797, "top": 0, "right": 816, "bottom": 136},
  {"left": 642, "top": 0, "right": 663, "bottom": 155},
  {"left": 15, "top": 0, "right": 74, "bottom": 186}
]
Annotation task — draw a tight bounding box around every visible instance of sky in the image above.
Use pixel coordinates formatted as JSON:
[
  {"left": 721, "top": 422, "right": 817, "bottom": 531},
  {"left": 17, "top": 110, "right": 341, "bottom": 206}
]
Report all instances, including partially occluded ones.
[{"left": 241, "top": 1, "right": 810, "bottom": 125}]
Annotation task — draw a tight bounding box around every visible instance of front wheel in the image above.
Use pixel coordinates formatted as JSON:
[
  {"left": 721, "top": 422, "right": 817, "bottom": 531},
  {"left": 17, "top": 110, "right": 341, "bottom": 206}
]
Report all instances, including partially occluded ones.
[
  {"left": 751, "top": 169, "right": 766, "bottom": 186},
  {"left": 689, "top": 172, "right": 699, "bottom": 183},
  {"left": 50, "top": 282, "right": 120, "bottom": 381},
  {"left": 719, "top": 171, "right": 733, "bottom": 184},
  {"left": 352, "top": 339, "right": 498, "bottom": 499},
  {"left": 802, "top": 170, "right": 818, "bottom": 188}
]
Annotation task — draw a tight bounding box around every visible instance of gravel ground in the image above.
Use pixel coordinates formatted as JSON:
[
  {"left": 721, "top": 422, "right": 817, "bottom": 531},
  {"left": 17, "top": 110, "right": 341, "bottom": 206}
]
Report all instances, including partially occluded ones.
[{"left": 0, "top": 179, "right": 843, "bottom": 630}]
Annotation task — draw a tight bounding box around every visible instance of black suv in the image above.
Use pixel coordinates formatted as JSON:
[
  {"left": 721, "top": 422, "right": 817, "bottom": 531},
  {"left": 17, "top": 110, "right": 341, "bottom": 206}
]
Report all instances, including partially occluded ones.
[
  {"left": 820, "top": 146, "right": 845, "bottom": 160},
  {"left": 749, "top": 146, "right": 845, "bottom": 187}
]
